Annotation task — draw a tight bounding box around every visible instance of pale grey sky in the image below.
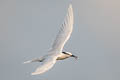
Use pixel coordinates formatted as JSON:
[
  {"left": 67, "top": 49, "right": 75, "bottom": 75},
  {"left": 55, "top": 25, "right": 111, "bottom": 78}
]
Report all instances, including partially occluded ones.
[{"left": 0, "top": 0, "right": 120, "bottom": 80}]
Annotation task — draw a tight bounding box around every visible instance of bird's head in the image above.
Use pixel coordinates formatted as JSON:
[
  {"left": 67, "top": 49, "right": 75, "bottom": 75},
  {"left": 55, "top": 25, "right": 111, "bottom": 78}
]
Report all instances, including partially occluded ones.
[{"left": 62, "top": 52, "right": 78, "bottom": 59}]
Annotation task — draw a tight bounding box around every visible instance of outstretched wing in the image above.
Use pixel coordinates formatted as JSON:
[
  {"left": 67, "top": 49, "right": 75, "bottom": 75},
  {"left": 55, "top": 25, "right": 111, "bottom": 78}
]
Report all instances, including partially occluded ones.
[
  {"left": 50, "top": 4, "right": 74, "bottom": 52},
  {"left": 31, "top": 56, "right": 57, "bottom": 75}
]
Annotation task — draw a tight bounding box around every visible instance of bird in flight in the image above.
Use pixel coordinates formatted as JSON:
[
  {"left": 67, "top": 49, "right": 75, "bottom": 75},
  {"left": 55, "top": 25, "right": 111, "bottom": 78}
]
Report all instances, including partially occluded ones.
[{"left": 24, "top": 4, "right": 78, "bottom": 75}]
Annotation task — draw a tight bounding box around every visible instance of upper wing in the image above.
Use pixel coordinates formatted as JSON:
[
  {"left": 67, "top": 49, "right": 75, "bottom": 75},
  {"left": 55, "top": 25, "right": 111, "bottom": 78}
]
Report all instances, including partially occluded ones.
[
  {"left": 50, "top": 4, "right": 74, "bottom": 52},
  {"left": 31, "top": 56, "right": 57, "bottom": 75}
]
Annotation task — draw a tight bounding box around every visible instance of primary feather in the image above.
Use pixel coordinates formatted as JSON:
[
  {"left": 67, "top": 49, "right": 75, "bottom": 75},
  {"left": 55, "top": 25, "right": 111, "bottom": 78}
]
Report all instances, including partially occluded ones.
[{"left": 50, "top": 4, "right": 74, "bottom": 52}]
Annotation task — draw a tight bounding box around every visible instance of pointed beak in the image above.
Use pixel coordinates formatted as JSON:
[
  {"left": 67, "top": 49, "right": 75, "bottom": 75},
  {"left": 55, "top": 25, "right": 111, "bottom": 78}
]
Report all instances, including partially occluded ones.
[{"left": 71, "top": 55, "right": 78, "bottom": 60}]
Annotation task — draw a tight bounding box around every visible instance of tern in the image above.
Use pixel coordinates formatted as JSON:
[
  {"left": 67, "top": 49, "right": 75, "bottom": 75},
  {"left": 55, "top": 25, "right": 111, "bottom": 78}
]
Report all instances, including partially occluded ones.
[{"left": 24, "top": 4, "right": 78, "bottom": 75}]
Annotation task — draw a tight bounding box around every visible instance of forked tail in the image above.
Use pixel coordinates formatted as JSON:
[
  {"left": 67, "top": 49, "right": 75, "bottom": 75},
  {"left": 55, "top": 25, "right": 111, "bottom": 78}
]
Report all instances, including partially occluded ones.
[
  {"left": 23, "top": 60, "right": 32, "bottom": 64},
  {"left": 23, "top": 57, "right": 45, "bottom": 64}
]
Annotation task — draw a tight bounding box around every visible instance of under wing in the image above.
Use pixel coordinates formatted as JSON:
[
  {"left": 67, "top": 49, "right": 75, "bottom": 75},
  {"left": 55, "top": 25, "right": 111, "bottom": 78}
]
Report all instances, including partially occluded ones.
[
  {"left": 31, "top": 56, "right": 57, "bottom": 75},
  {"left": 50, "top": 4, "right": 74, "bottom": 52}
]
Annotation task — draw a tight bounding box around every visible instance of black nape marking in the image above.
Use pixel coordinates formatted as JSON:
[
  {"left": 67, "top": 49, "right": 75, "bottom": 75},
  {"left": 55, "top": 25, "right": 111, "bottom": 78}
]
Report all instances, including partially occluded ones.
[{"left": 62, "top": 52, "right": 68, "bottom": 54}]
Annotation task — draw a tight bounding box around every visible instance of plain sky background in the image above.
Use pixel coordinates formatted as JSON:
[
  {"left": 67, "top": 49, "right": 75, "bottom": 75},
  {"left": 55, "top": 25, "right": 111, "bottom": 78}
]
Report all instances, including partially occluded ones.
[{"left": 0, "top": 0, "right": 120, "bottom": 80}]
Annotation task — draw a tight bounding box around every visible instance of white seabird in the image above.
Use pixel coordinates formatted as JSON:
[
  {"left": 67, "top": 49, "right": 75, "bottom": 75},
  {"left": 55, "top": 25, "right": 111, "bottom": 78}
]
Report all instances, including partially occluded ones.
[{"left": 24, "top": 4, "right": 78, "bottom": 75}]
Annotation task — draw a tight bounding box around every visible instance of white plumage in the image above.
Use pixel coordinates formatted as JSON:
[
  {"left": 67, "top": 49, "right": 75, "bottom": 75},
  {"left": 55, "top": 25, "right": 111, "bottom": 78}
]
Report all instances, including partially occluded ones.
[
  {"left": 51, "top": 4, "right": 73, "bottom": 52},
  {"left": 31, "top": 56, "right": 57, "bottom": 75},
  {"left": 24, "top": 4, "right": 77, "bottom": 75}
]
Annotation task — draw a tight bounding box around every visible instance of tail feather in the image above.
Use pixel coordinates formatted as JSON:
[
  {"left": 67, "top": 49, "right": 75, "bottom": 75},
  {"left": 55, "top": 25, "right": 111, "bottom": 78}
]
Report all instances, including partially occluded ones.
[
  {"left": 23, "top": 57, "right": 44, "bottom": 64},
  {"left": 23, "top": 60, "right": 32, "bottom": 64}
]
